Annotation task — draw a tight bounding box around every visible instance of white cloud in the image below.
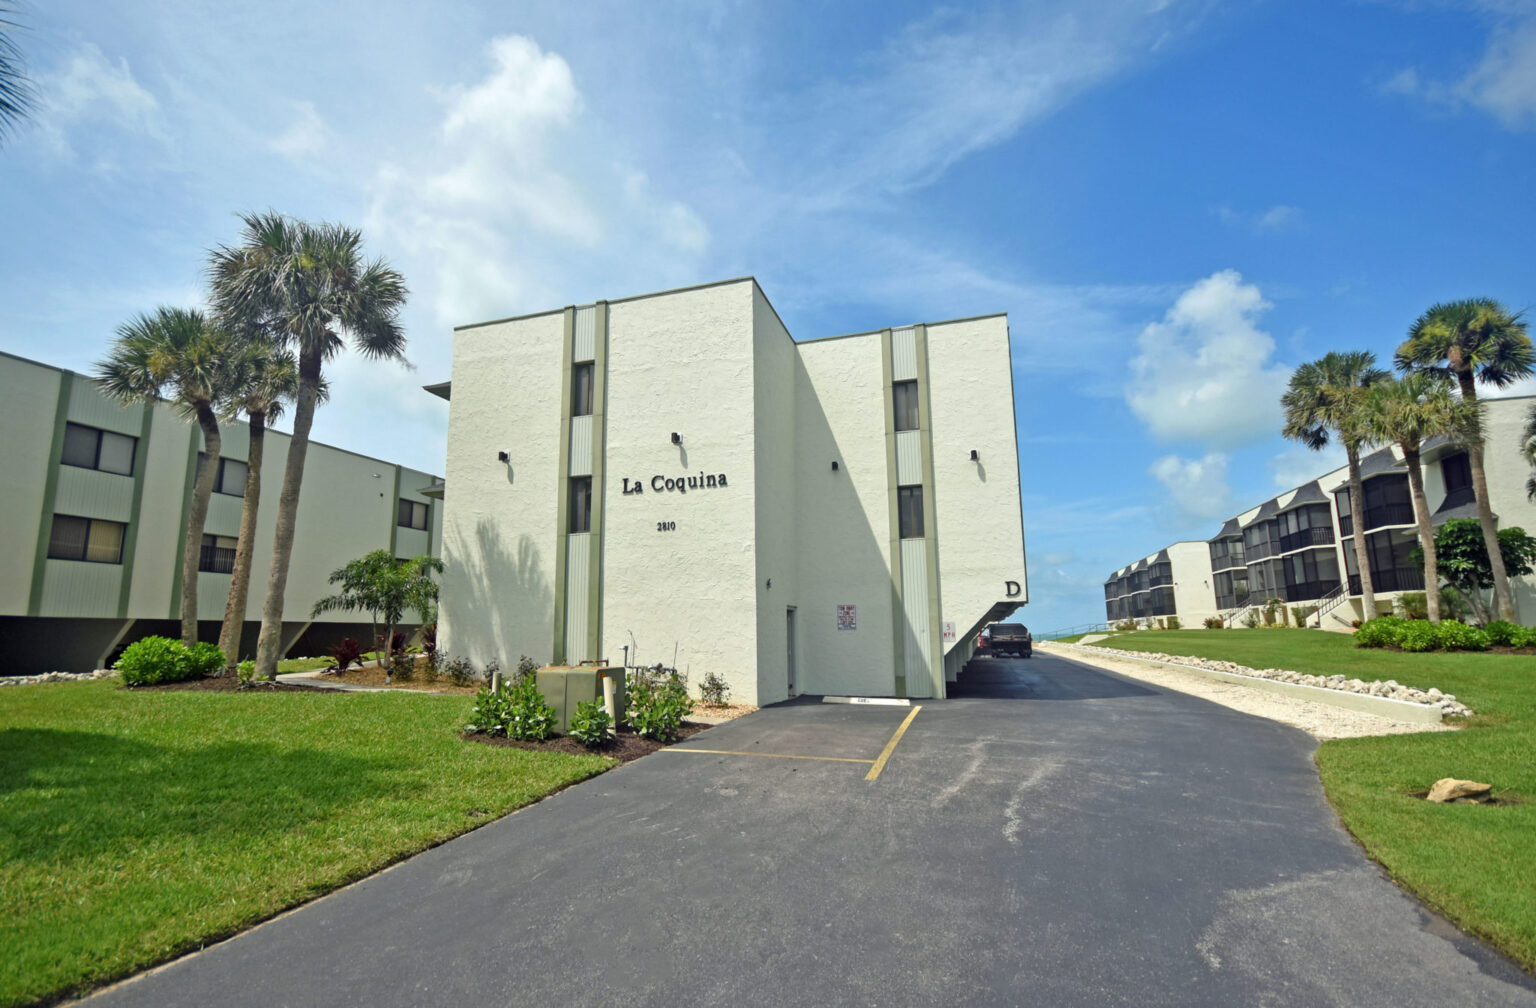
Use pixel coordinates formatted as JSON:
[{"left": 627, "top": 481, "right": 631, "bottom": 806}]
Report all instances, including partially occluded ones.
[
  {"left": 1126, "top": 269, "right": 1291, "bottom": 447},
  {"left": 270, "top": 101, "right": 328, "bottom": 159},
  {"left": 1216, "top": 204, "right": 1301, "bottom": 232},
  {"left": 1150, "top": 452, "right": 1235, "bottom": 522},
  {"left": 366, "top": 34, "right": 709, "bottom": 333},
  {"left": 33, "top": 43, "right": 161, "bottom": 159},
  {"left": 1268, "top": 443, "right": 1347, "bottom": 490},
  {"left": 1383, "top": 7, "right": 1536, "bottom": 129}
]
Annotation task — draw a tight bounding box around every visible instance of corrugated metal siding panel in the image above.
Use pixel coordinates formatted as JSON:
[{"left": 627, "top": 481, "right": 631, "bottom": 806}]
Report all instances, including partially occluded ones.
[
  {"left": 900, "top": 538, "right": 930, "bottom": 687},
  {"left": 394, "top": 526, "right": 431, "bottom": 557},
  {"left": 565, "top": 533, "right": 590, "bottom": 661},
  {"left": 65, "top": 379, "right": 142, "bottom": 432},
  {"left": 573, "top": 305, "right": 597, "bottom": 362},
  {"left": 197, "top": 573, "right": 232, "bottom": 622},
  {"left": 53, "top": 467, "right": 136, "bottom": 521},
  {"left": 895, "top": 431, "right": 923, "bottom": 485},
  {"left": 568, "top": 415, "right": 593, "bottom": 476},
  {"left": 890, "top": 327, "right": 918, "bottom": 382},
  {"left": 39, "top": 561, "right": 123, "bottom": 617}
]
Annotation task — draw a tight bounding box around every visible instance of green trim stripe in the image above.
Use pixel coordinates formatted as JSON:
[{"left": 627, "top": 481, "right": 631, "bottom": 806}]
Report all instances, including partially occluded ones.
[
  {"left": 388, "top": 467, "right": 403, "bottom": 556},
  {"left": 913, "top": 324, "right": 945, "bottom": 700},
  {"left": 880, "top": 328, "right": 906, "bottom": 698},
  {"left": 27, "top": 372, "right": 75, "bottom": 616},
  {"left": 551, "top": 307, "right": 576, "bottom": 664},
  {"left": 586, "top": 301, "right": 609, "bottom": 660},
  {"left": 115, "top": 402, "right": 156, "bottom": 618},
  {"left": 167, "top": 428, "right": 201, "bottom": 620}
]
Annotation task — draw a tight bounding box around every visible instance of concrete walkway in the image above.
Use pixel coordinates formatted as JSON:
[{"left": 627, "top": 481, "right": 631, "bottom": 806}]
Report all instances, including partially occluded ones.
[{"left": 81, "top": 652, "right": 1536, "bottom": 1007}]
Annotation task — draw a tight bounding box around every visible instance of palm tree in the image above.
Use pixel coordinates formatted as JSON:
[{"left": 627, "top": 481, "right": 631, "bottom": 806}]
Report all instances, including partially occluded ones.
[
  {"left": 208, "top": 212, "right": 408, "bottom": 680},
  {"left": 214, "top": 341, "right": 300, "bottom": 671},
  {"left": 1281, "top": 351, "right": 1390, "bottom": 620},
  {"left": 96, "top": 307, "right": 237, "bottom": 647},
  {"left": 1358, "top": 373, "right": 1483, "bottom": 623},
  {"left": 1397, "top": 298, "right": 1534, "bottom": 620},
  {"left": 1522, "top": 402, "right": 1536, "bottom": 502},
  {"left": 0, "top": 4, "right": 37, "bottom": 142}
]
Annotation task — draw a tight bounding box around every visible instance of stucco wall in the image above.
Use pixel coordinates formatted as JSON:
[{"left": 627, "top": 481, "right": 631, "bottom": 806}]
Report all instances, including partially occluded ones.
[
  {"left": 794, "top": 333, "right": 898, "bottom": 697},
  {"left": 925, "top": 316, "right": 1028, "bottom": 656},
  {"left": 0, "top": 359, "right": 61, "bottom": 614},
  {"left": 1482, "top": 396, "right": 1536, "bottom": 622},
  {"left": 751, "top": 287, "right": 799, "bottom": 704},
  {"left": 438, "top": 310, "right": 566, "bottom": 671},
  {"left": 601, "top": 281, "right": 762, "bottom": 699},
  {"left": 1168, "top": 540, "right": 1216, "bottom": 624}
]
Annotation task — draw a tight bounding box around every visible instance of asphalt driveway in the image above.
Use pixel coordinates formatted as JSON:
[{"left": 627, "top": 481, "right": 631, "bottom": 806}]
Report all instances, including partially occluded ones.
[{"left": 82, "top": 651, "right": 1536, "bottom": 1007}]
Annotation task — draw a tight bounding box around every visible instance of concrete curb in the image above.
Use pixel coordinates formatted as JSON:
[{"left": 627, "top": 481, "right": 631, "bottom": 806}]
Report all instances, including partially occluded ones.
[{"left": 1047, "top": 643, "right": 1445, "bottom": 724}]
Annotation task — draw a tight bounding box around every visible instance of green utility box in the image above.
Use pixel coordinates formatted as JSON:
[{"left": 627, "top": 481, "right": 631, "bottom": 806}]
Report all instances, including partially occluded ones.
[{"left": 535, "top": 665, "right": 627, "bottom": 733}]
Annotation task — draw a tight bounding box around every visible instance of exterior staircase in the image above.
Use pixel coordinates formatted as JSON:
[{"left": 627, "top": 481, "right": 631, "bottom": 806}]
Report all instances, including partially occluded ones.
[{"left": 1311, "top": 584, "right": 1350, "bottom": 628}]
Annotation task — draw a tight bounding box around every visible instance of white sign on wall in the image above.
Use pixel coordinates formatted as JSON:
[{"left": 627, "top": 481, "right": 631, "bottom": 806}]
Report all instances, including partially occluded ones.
[
  {"left": 836, "top": 605, "right": 857, "bottom": 631},
  {"left": 942, "top": 621, "right": 956, "bottom": 642}
]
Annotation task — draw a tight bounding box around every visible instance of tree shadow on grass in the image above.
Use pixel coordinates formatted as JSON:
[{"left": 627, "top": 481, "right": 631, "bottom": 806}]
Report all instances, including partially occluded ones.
[{"left": 0, "top": 728, "right": 401, "bottom": 865}]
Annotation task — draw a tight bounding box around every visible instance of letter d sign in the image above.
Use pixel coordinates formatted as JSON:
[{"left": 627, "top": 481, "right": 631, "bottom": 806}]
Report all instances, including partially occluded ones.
[{"left": 1005, "top": 580, "right": 1021, "bottom": 598}]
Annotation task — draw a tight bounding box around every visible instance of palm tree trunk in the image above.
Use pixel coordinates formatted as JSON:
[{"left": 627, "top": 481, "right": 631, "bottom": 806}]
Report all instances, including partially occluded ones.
[
  {"left": 253, "top": 355, "right": 321, "bottom": 679},
  {"left": 217, "top": 410, "right": 265, "bottom": 671},
  {"left": 1346, "top": 446, "right": 1377, "bottom": 619},
  {"left": 184, "top": 405, "right": 222, "bottom": 647},
  {"left": 1401, "top": 443, "right": 1439, "bottom": 623},
  {"left": 1454, "top": 369, "right": 1514, "bottom": 620}
]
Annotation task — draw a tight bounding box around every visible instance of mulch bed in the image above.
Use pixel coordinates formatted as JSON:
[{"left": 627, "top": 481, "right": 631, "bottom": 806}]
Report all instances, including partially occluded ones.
[
  {"left": 123, "top": 676, "right": 324, "bottom": 693},
  {"left": 461, "top": 721, "right": 712, "bottom": 764}
]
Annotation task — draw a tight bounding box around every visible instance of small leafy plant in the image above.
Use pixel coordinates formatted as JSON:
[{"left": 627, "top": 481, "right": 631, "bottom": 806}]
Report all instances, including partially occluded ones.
[
  {"left": 1203, "top": 616, "right": 1224, "bottom": 629},
  {"left": 698, "top": 671, "right": 730, "bottom": 706},
  {"left": 1398, "top": 620, "right": 1440, "bottom": 653},
  {"left": 327, "top": 637, "right": 364, "bottom": 673},
  {"left": 567, "top": 699, "right": 612, "bottom": 747},
  {"left": 116, "top": 636, "right": 198, "bottom": 686},
  {"left": 628, "top": 668, "right": 694, "bottom": 742},
  {"left": 1484, "top": 620, "right": 1523, "bottom": 647},
  {"left": 185, "top": 641, "right": 226, "bottom": 678},
  {"left": 1437, "top": 620, "right": 1489, "bottom": 652},
  {"left": 514, "top": 655, "right": 539, "bottom": 685},
  {"left": 466, "top": 676, "right": 556, "bottom": 740},
  {"left": 443, "top": 656, "right": 478, "bottom": 687},
  {"left": 236, "top": 659, "right": 258, "bottom": 688}
]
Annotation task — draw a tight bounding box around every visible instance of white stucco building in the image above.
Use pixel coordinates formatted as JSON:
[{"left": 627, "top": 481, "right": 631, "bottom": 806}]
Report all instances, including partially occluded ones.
[{"left": 434, "top": 277, "right": 1029, "bottom": 705}]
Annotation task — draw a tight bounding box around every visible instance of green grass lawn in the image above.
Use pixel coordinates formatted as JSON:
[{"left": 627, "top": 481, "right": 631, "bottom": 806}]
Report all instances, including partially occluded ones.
[
  {"left": 0, "top": 680, "right": 612, "bottom": 1007},
  {"left": 1081, "top": 629, "right": 1536, "bottom": 970}
]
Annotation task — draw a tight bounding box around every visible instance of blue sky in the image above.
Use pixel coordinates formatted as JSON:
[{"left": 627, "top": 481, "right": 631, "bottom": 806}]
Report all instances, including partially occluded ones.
[{"left": 4, "top": 0, "right": 1534, "bottom": 634}]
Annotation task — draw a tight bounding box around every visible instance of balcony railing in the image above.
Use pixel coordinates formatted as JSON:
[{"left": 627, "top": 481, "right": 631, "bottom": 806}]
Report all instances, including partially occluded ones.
[
  {"left": 1277, "top": 526, "right": 1335, "bottom": 553},
  {"left": 199, "top": 544, "right": 236, "bottom": 574},
  {"left": 1282, "top": 578, "right": 1342, "bottom": 604},
  {"left": 1148, "top": 574, "right": 1173, "bottom": 588},
  {"left": 1363, "top": 502, "right": 1415, "bottom": 531},
  {"left": 1347, "top": 567, "right": 1425, "bottom": 595},
  {"left": 1244, "top": 540, "right": 1273, "bottom": 562}
]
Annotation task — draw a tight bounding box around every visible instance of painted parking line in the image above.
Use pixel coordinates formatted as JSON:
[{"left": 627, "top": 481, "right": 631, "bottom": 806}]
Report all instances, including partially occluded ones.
[{"left": 661, "top": 705, "right": 923, "bottom": 782}]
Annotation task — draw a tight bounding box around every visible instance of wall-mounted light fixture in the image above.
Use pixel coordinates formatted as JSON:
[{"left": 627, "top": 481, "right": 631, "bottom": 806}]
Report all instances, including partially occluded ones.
[
  {"left": 671, "top": 432, "right": 682, "bottom": 445},
  {"left": 497, "top": 451, "right": 510, "bottom": 463},
  {"left": 969, "top": 449, "right": 980, "bottom": 461},
  {"left": 831, "top": 460, "right": 839, "bottom": 471}
]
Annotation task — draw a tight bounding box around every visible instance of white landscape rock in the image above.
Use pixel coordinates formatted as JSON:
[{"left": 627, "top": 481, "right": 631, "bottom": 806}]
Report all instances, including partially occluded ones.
[{"left": 0, "top": 669, "right": 119, "bottom": 687}]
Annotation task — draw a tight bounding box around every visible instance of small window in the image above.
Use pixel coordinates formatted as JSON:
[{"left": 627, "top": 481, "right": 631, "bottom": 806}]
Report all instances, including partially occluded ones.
[
  {"left": 893, "top": 381, "right": 919, "bottom": 432},
  {"left": 569, "top": 477, "right": 592, "bottom": 533},
  {"left": 898, "top": 485, "right": 924, "bottom": 539},
  {"left": 397, "top": 498, "right": 429, "bottom": 530},
  {"left": 198, "top": 454, "right": 249, "bottom": 497},
  {"left": 572, "top": 362, "right": 595, "bottom": 417},
  {"left": 60, "top": 422, "right": 137, "bottom": 476},
  {"left": 47, "top": 514, "right": 126, "bottom": 564},
  {"left": 199, "top": 533, "right": 238, "bottom": 573}
]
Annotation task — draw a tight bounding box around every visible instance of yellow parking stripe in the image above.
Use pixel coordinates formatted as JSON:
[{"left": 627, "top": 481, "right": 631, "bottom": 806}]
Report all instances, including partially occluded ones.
[{"left": 865, "top": 705, "right": 921, "bottom": 781}]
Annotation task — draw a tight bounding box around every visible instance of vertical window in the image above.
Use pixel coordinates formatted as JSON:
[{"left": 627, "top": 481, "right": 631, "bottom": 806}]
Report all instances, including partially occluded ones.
[
  {"left": 898, "top": 485, "right": 924, "bottom": 539},
  {"left": 198, "top": 454, "right": 250, "bottom": 497},
  {"left": 572, "top": 362, "right": 594, "bottom": 417},
  {"left": 60, "top": 422, "right": 137, "bottom": 476},
  {"left": 397, "top": 498, "right": 429, "bottom": 530},
  {"left": 200, "top": 533, "right": 238, "bottom": 573},
  {"left": 47, "top": 515, "right": 126, "bottom": 564},
  {"left": 569, "top": 477, "right": 592, "bottom": 533},
  {"left": 893, "top": 380, "right": 919, "bottom": 432}
]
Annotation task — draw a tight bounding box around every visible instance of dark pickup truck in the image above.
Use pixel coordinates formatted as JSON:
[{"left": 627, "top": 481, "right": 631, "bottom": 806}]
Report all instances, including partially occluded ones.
[{"left": 986, "top": 623, "right": 1032, "bottom": 658}]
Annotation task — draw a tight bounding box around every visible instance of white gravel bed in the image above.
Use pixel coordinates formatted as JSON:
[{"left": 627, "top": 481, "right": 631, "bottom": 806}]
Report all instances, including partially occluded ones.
[
  {"left": 1038, "top": 642, "right": 1461, "bottom": 740},
  {"left": 0, "top": 669, "right": 118, "bottom": 687}
]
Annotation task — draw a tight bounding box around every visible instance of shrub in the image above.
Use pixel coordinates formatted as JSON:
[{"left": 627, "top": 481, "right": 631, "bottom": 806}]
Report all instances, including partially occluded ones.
[
  {"left": 1203, "top": 616, "right": 1224, "bottom": 629},
  {"left": 514, "top": 655, "right": 539, "bottom": 684},
  {"left": 391, "top": 654, "right": 416, "bottom": 681},
  {"left": 1484, "top": 620, "right": 1523, "bottom": 647},
  {"left": 1394, "top": 592, "right": 1429, "bottom": 621},
  {"left": 1165, "top": 616, "right": 1181, "bottom": 630},
  {"left": 116, "top": 636, "right": 193, "bottom": 686},
  {"left": 1291, "top": 606, "right": 1316, "bottom": 627},
  {"left": 698, "top": 671, "right": 730, "bottom": 706},
  {"left": 1242, "top": 611, "right": 1260, "bottom": 629},
  {"left": 443, "top": 656, "right": 478, "bottom": 687},
  {"left": 567, "top": 699, "right": 612, "bottom": 747},
  {"left": 1398, "top": 620, "right": 1441, "bottom": 653},
  {"left": 421, "top": 623, "right": 437, "bottom": 659},
  {"left": 628, "top": 668, "right": 694, "bottom": 742},
  {"left": 502, "top": 676, "right": 556, "bottom": 740},
  {"left": 1437, "top": 620, "right": 1489, "bottom": 652},
  {"left": 1354, "top": 616, "right": 1407, "bottom": 649},
  {"left": 236, "top": 659, "right": 258, "bottom": 688},
  {"left": 1516, "top": 625, "right": 1536, "bottom": 648},
  {"left": 184, "top": 641, "right": 226, "bottom": 678},
  {"left": 1115, "top": 620, "right": 1136, "bottom": 632},
  {"left": 328, "top": 637, "right": 363, "bottom": 673}
]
